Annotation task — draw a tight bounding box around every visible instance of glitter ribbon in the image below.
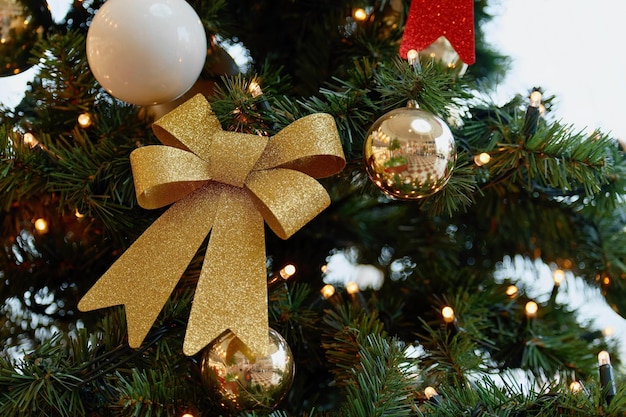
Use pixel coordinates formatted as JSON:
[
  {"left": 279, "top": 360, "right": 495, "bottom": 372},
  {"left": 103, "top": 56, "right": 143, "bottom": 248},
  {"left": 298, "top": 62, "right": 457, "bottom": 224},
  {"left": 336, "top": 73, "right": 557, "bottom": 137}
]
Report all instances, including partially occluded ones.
[
  {"left": 399, "top": 0, "right": 475, "bottom": 65},
  {"left": 78, "top": 94, "right": 345, "bottom": 356}
]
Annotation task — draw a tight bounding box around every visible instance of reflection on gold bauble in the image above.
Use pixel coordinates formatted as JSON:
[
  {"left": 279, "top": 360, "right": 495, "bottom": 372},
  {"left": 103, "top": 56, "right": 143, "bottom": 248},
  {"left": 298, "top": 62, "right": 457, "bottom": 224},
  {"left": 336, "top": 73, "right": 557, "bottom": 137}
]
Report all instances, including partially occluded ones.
[
  {"left": 364, "top": 101, "right": 456, "bottom": 199},
  {"left": 201, "top": 328, "right": 295, "bottom": 414},
  {"left": 0, "top": 0, "right": 51, "bottom": 77}
]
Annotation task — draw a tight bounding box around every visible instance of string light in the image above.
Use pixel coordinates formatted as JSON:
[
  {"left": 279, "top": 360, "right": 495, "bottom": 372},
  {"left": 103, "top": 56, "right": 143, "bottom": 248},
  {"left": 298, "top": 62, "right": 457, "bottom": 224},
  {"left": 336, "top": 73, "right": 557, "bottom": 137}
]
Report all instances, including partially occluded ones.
[
  {"left": 267, "top": 264, "right": 296, "bottom": 287},
  {"left": 406, "top": 49, "right": 419, "bottom": 66},
  {"left": 598, "top": 350, "right": 617, "bottom": 404},
  {"left": 248, "top": 80, "right": 263, "bottom": 98},
  {"left": 279, "top": 264, "right": 296, "bottom": 279},
  {"left": 602, "top": 326, "right": 615, "bottom": 337},
  {"left": 77, "top": 112, "right": 93, "bottom": 128},
  {"left": 441, "top": 306, "right": 455, "bottom": 323},
  {"left": 248, "top": 79, "right": 271, "bottom": 111},
  {"left": 23, "top": 132, "right": 38, "bottom": 148},
  {"left": 34, "top": 218, "right": 49, "bottom": 234},
  {"left": 424, "top": 386, "right": 442, "bottom": 404},
  {"left": 505, "top": 285, "right": 518, "bottom": 298},
  {"left": 353, "top": 8, "right": 367, "bottom": 21},
  {"left": 75, "top": 208, "right": 85, "bottom": 219},
  {"left": 523, "top": 90, "right": 542, "bottom": 137},
  {"left": 552, "top": 269, "right": 565, "bottom": 286},
  {"left": 346, "top": 281, "right": 359, "bottom": 295},
  {"left": 473, "top": 152, "right": 491, "bottom": 166},
  {"left": 320, "top": 284, "right": 335, "bottom": 300},
  {"left": 569, "top": 381, "right": 582, "bottom": 393},
  {"left": 346, "top": 281, "right": 368, "bottom": 310},
  {"left": 529, "top": 90, "right": 542, "bottom": 108},
  {"left": 525, "top": 301, "right": 538, "bottom": 317}
]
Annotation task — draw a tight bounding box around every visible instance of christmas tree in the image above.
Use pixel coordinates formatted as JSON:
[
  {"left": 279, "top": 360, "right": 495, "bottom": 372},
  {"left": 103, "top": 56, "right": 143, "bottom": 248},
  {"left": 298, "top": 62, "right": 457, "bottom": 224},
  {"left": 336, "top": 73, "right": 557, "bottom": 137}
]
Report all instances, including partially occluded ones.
[{"left": 1, "top": 0, "right": 626, "bottom": 415}]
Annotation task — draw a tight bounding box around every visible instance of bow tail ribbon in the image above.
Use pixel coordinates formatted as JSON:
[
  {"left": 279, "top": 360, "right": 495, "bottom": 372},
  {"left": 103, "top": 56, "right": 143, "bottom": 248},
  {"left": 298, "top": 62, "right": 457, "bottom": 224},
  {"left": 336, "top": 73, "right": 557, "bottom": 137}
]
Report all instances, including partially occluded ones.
[
  {"left": 77, "top": 184, "right": 221, "bottom": 348},
  {"left": 185, "top": 186, "right": 268, "bottom": 356}
]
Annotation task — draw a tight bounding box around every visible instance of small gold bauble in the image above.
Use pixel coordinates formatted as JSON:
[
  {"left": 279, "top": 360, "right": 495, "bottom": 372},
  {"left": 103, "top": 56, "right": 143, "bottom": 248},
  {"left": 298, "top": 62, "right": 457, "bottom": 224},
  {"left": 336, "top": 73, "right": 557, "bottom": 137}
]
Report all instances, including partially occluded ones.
[
  {"left": 364, "top": 102, "right": 456, "bottom": 199},
  {"left": 201, "top": 328, "right": 295, "bottom": 414}
]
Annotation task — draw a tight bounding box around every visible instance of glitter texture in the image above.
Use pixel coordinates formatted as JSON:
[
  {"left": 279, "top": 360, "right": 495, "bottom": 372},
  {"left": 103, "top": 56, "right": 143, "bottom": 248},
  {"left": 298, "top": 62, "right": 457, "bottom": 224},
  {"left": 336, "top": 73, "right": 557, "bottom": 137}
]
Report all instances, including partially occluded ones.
[
  {"left": 399, "top": 0, "right": 475, "bottom": 65},
  {"left": 78, "top": 94, "right": 346, "bottom": 356}
]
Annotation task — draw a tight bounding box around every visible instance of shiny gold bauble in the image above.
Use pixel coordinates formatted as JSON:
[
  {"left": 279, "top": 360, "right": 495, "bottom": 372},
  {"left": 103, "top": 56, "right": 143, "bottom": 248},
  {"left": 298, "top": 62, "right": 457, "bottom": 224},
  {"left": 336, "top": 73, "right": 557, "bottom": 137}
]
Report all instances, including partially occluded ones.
[
  {"left": 364, "top": 102, "right": 456, "bottom": 199},
  {"left": 0, "top": 0, "right": 50, "bottom": 77},
  {"left": 201, "top": 328, "right": 295, "bottom": 414}
]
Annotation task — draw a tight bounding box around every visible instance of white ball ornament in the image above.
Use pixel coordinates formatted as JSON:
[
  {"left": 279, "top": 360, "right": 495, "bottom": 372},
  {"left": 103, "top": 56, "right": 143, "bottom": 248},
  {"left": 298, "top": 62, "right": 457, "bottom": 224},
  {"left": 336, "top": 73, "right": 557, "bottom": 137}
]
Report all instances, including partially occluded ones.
[{"left": 86, "top": 0, "right": 207, "bottom": 106}]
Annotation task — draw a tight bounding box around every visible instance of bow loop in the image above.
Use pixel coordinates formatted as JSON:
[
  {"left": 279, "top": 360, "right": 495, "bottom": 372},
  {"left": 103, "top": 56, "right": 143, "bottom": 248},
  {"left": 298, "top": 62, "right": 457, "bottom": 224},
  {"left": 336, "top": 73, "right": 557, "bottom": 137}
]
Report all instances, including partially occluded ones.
[
  {"left": 254, "top": 113, "right": 346, "bottom": 177},
  {"left": 131, "top": 146, "right": 211, "bottom": 209}
]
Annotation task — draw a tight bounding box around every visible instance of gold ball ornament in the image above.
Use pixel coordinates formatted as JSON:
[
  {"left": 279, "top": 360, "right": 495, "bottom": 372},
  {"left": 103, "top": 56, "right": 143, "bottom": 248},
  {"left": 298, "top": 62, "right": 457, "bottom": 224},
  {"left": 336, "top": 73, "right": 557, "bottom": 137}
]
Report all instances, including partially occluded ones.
[
  {"left": 201, "top": 328, "right": 295, "bottom": 414},
  {"left": 364, "top": 101, "right": 456, "bottom": 199},
  {"left": 0, "top": 0, "right": 51, "bottom": 77}
]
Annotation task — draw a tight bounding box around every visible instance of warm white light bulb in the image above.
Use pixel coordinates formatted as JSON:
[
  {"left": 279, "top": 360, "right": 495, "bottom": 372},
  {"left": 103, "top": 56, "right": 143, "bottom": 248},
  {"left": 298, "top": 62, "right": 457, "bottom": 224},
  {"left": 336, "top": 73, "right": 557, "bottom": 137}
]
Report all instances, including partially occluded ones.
[
  {"left": 353, "top": 8, "right": 367, "bottom": 21},
  {"left": 525, "top": 301, "right": 538, "bottom": 317},
  {"left": 603, "top": 326, "right": 615, "bottom": 337},
  {"left": 569, "top": 381, "right": 582, "bottom": 393},
  {"left": 321, "top": 284, "right": 335, "bottom": 299},
  {"left": 248, "top": 80, "right": 263, "bottom": 97},
  {"left": 34, "top": 218, "right": 49, "bottom": 234},
  {"left": 346, "top": 281, "right": 359, "bottom": 295},
  {"left": 77, "top": 112, "right": 92, "bottom": 128},
  {"left": 529, "top": 91, "right": 542, "bottom": 108},
  {"left": 598, "top": 350, "right": 611, "bottom": 366},
  {"left": 23, "top": 132, "right": 38, "bottom": 148},
  {"left": 505, "top": 285, "right": 518, "bottom": 297},
  {"left": 553, "top": 269, "right": 565, "bottom": 286},
  {"left": 279, "top": 264, "right": 296, "bottom": 279},
  {"left": 474, "top": 152, "right": 491, "bottom": 166},
  {"left": 441, "top": 306, "right": 455, "bottom": 323},
  {"left": 407, "top": 49, "right": 419, "bottom": 66},
  {"left": 424, "top": 386, "right": 439, "bottom": 399}
]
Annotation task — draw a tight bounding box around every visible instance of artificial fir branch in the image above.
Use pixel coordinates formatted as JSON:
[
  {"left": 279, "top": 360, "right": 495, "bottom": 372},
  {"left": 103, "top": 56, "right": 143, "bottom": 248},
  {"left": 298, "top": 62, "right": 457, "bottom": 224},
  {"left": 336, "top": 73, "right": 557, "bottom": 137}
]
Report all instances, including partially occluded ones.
[{"left": 337, "top": 334, "right": 416, "bottom": 417}]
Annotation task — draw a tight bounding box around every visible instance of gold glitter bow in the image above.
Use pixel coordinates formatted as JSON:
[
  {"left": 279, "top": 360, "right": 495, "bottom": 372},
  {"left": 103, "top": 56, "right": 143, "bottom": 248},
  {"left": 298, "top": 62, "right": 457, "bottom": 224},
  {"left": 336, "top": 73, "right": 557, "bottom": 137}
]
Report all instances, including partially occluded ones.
[{"left": 78, "top": 94, "right": 345, "bottom": 356}]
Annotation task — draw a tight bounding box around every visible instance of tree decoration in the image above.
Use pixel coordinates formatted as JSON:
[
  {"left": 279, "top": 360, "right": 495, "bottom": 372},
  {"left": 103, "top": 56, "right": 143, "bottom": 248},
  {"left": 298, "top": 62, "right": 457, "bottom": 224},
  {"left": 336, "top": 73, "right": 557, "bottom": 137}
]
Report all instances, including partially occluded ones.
[
  {"left": 86, "top": 0, "right": 207, "bottom": 105},
  {"left": 0, "top": 0, "right": 52, "bottom": 77},
  {"left": 399, "top": 0, "right": 475, "bottom": 65},
  {"left": 415, "top": 36, "right": 468, "bottom": 76},
  {"left": 363, "top": 100, "right": 456, "bottom": 199},
  {"left": 201, "top": 328, "right": 295, "bottom": 413},
  {"left": 598, "top": 350, "right": 617, "bottom": 404},
  {"left": 141, "top": 38, "right": 241, "bottom": 121},
  {"left": 78, "top": 94, "right": 346, "bottom": 357}
]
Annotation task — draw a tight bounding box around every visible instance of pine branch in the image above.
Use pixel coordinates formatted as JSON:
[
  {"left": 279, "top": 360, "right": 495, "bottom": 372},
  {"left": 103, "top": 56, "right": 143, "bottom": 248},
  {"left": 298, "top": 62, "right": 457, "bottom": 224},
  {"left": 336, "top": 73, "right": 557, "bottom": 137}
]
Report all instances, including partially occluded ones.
[{"left": 337, "top": 334, "right": 416, "bottom": 417}]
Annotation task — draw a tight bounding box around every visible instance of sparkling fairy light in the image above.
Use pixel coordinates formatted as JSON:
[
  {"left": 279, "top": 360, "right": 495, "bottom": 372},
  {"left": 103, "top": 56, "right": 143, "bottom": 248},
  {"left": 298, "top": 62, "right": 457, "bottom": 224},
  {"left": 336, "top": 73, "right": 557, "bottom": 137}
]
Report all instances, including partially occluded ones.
[{"left": 441, "top": 306, "right": 455, "bottom": 323}]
